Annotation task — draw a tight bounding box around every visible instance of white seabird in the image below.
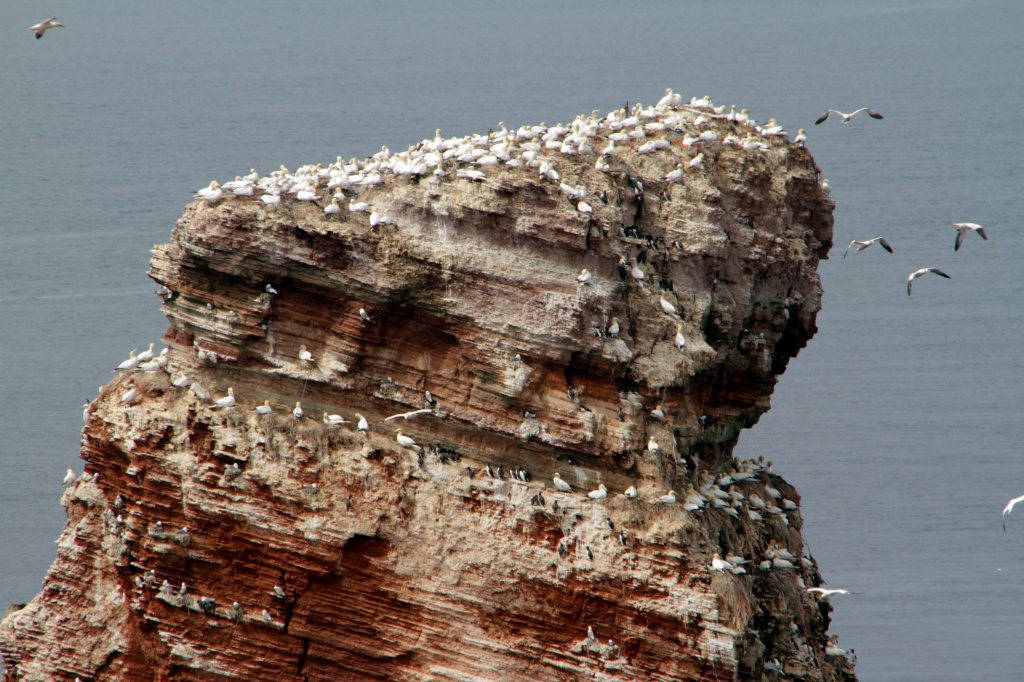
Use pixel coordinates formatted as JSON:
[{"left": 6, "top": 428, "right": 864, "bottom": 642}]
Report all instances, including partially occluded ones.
[
  {"left": 27, "top": 18, "right": 63, "bottom": 39},
  {"left": 647, "top": 437, "right": 659, "bottom": 454},
  {"left": 115, "top": 351, "right": 140, "bottom": 371},
  {"left": 298, "top": 344, "right": 315, "bottom": 364},
  {"left": 63, "top": 468, "right": 75, "bottom": 487},
  {"left": 843, "top": 237, "right": 893, "bottom": 259},
  {"left": 552, "top": 473, "right": 573, "bottom": 492},
  {"left": 252, "top": 400, "right": 273, "bottom": 415},
  {"left": 623, "top": 485, "right": 638, "bottom": 499},
  {"left": 587, "top": 484, "right": 608, "bottom": 500},
  {"left": 807, "top": 587, "right": 852, "bottom": 598},
  {"left": 359, "top": 308, "right": 372, "bottom": 322},
  {"left": 674, "top": 323, "right": 686, "bottom": 349},
  {"left": 1002, "top": 493, "right": 1024, "bottom": 531},
  {"left": 171, "top": 373, "right": 190, "bottom": 388},
  {"left": 710, "top": 553, "right": 731, "bottom": 572},
  {"left": 210, "top": 388, "right": 235, "bottom": 409},
  {"left": 354, "top": 413, "right": 369, "bottom": 431},
  {"left": 292, "top": 401, "right": 304, "bottom": 419},
  {"left": 906, "top": 267, "right": 951, "bottom": 296},
  {"left": 136, "top": 343, "right": 156, "bottom": 363},
  {"left": 119, "top": 385, "right": 138, "bottom": 404},
  {"left": 577, "top": 268, "right": 593, "bottom": 285},
  {"left": 654, "top": 490, "right": 677, "bottom": 505},
  {"left": 323, "top": 413, "right": 349, "bottom": 426},
  {"left": 659, "top": 293, "right": 677, "bottom": 316},
  {"left": 383, "top": 408, "right": 433, "bottom": 422},
  {"left": 951, "top": 222, "right": 988, "bottom": 251},
  {"left": 814, "top": 108, "right": 884, "bottom": 125},
  {"left": 395, "top": 431, "right": 418, "bottom": 449}
]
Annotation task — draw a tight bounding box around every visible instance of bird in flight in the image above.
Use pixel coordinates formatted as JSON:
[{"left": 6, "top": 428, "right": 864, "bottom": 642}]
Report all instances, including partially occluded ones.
[
  {"left": 951, "top": 222, "right": 988, "bottom": 251},
  {"left": 1002, "top": 493, "right": 1024, "bottom": 531},
  {"left": 843, "top": 237, "right": 893, "bottom": 260},
  {"left": 906, "top": 267, "right": 951, "bottom": 296},
  {"left": 815, "top": 108, "right": 884, "bottom": 125},
  {"left": 27, "top": 17, "right": 63, "bottom": 39}
]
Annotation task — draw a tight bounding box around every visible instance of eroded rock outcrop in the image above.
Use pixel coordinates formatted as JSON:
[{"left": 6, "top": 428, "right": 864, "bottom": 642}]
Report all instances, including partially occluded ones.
[{"left": 1, "top": 97, "right": 854, "bottom": 681}]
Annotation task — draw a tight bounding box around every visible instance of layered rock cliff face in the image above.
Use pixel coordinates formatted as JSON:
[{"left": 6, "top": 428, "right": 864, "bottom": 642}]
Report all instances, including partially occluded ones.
[{"left": 1, "top": 99, "right": 854, "bottom": 681}]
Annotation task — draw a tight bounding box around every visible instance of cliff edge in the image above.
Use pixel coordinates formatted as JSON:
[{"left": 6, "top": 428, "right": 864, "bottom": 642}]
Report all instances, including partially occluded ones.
[{"left": 1, "top": 94, "right": 854, "bottom": 681}]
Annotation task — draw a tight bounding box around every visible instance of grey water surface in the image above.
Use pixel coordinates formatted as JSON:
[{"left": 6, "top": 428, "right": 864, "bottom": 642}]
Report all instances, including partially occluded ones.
[{"left": 1, "top": 1, "right": 1021, "bottom": 679}]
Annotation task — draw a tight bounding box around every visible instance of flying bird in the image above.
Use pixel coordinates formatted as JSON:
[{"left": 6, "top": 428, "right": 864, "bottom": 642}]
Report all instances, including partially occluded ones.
[
  {"left": 1002, "top": 493, "right": 1024, "bottom": 531},
  {"left": 906, "top": 267, "right": 951, "bottom": 296},
  {"left": 27, "top": 17, "right": 63, "bottom": 39},
  {"left": 951, "top": 222, "right": 988, "bottom": 251},
  {"left": 815, "top": 108, "right": 884, "bottom": 125},
  {"left": 843, "top": 237, "right": 893, "bottom": 260},
  {"left": 383, "top": 408, "right": 433, "bottom": 422}
]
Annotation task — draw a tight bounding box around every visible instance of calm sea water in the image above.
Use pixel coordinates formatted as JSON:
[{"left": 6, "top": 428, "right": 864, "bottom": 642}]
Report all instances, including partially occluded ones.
[{"left": 2, "top": 1, "right": 1021, "bottom": 678}]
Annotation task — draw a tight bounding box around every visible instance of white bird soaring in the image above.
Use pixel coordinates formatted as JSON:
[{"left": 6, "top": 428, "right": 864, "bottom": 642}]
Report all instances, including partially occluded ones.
[
  {"left": 211, "top": 388, "right": 236, "bottom": 409},
  {"left": 807, "top": 587, "right": 852, "bottom": 598},
  {"left": 814, "top": 108, "right": 884, "bottom": 125},
  {"left": 26, "top": 17, "right": 63, "bottom": 39},
  {"left": 552, "top": 473, "right": 573, "bottom": 492},
  {"left": 383, "top": 408, "right": 433, "bottom": 422},
  {"left": 906, "top": 267, "right": 951, "bottom": 296},
  {"left": 1002, "top": 493, "right": 1024, "bottom": 531},
  {"left": 951, "top": 222, "right": 988, "bottom": 251},
  {"left": 843, "top": 237, "right": 893, "bottom": 260}
]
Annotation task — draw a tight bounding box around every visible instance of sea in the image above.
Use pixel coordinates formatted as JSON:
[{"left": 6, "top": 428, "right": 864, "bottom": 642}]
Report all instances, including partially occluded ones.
[{"left": 1, "top": 1, "right": 1021, "bottom": 679}]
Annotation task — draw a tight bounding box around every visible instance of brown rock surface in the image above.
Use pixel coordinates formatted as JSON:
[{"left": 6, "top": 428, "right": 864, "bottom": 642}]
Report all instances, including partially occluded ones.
[{"left": 1, "top": 100, "right": 855, "bottom": 681}]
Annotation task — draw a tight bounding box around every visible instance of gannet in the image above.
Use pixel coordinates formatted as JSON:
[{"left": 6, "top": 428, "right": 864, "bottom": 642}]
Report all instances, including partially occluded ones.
[
  {"left": 171, "top": 373, "right": 190, "bottom": 388},
  {"left": 119, "top": 385, "right": 137, "bottom": 404},
  {"left": 115, "top": 351, "right": 140, "bottom": 371},
  {"left": 794, "top": 129, "right": 807, "bottom": 145},
  {"left": 26, "top": 17, "right": 63, "bottom": 39},
  {"left": 710, "top": 554, "right": 731, "bottom": 572},
  {"left": 273, "top": 585, "right": 286, "bottom": 599},
  {"left": 210, "top": 388, "right": 235, "bottom": 409},
  {"left": 262, "top": 609, "right": 273, "bottom": 623},
  {"left": 197, "top": 181, "right": 224, "bottom": 203},
  {"left": 298, "top": 345, "right": 315, "bottom": 364},
  {"left": 650, "top": 404, "right": 665, "bottom": 421},
  {"left": 349, "top": 201, "right": 369, "bottom": 212},
  {"left": 396, "top": 432, "right": 418, "bottom": 449},
  {"left": 136, "top": 343, "right": 156, "bottom": 363},
  {"left": 323, "top": 413, "right": 348, "bottom": 426},
  {"left": 552, "top": 473, "right": 573, "bottom": 492},
  {"left": 843, "top": 237, "right": 893, "bottom": 259},
  {"left": 951, "top": 222, "right": 988, "bottom": 251},
  {"left": 1002, "top": 493, "right": 1024, "bottom": 531},
  {"left": 588, "top": 484, "right": 608, "bottom": 500},
  {"left": 688, "top": 153, "right": 705, "bottom": 170},
  {"left": 265, "top": 283, "right": 278, "bottom": 295},
  {"left": 324, "top": 198, "right": 342, "bottom": 215},
  {"left": 655, "top": 490, "right": 677, "bottom": 504},
  {"left": 577, "top": 268, "right": 593, "bottom": 285},
  {"left": 383, "top": 408, "right": 433, "bottom": 421},
  {"left": 63, "top": 469, "right": 75, "bottom": 487},
  {"left": 674, "top": 323, "right": 686, "bottom": 349},
  {"left": 623, "top": 485, "right": 638, "bottom": 499},
  {"left": 906, "top": 267, "right": 951, "bottom": 296},
  {"left": 659, "top": 293, "right": 677, "bottom": 316},
  {"left": 647, "top": 437, "right": 659, "bottom": 454},
  {"left": 292, "top": 401, "right": 303, "bottom": 419},
  {"left": 815, "top": 108, "right": 884, "bottom": 125},
  {"left": 665, "top": 167, "right": 684, "bottom": 182},
  {"left": 359, "top": 308, "right": 372, "bottom": 322},
  {"left": 807, "top": 587, "right": 852, "bottom": 598},
  {"left": 260, "top": 193, "right": 281, "bottom": 206},
  {"left": 606, "top": 317, "right": 620, "bottom": 337}
]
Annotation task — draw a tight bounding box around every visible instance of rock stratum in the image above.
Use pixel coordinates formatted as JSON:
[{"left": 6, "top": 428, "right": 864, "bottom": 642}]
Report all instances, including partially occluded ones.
[{"left": 1, "top": 95, "right": 854, "bottom": 681}]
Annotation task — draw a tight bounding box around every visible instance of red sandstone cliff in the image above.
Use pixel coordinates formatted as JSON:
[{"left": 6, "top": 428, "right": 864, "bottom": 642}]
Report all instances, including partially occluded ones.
[{"left": 1, "top": 99, "right": 854, "bottom": 681}]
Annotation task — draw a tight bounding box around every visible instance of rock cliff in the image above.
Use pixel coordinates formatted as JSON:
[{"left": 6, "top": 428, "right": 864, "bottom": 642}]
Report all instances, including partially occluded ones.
[{"left": 1, "top": 95, "right": 855, "bottom": 681}]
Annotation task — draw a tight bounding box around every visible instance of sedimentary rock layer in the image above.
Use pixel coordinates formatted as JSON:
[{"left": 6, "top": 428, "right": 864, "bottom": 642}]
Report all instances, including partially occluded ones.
[{"left": 1, "top": 98, "right": 853, "bottom": 681}]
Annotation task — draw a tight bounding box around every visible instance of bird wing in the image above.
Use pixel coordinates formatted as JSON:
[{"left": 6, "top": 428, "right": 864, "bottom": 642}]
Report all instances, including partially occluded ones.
[
  {"left": 929, "top": 268, "right": 952, "bottom": 279},
  {"left": 383, "top": 408, "right": 433, "bottom": 421},
  {"left": 877, "top": 238, "right": 893, "bottom": 253},
  {"left": 867, "top": 109, "right": 884, "bottom": 119},
  {"left": 842, "top": 241, "right": 855, "bottom": 260},
  {"left": 814, "top": 111, "right": 832, "bottom": 125},
  {"left": 907, "top": 278, "right": 914, "bottom": 296},
  {"left": 954, "top": 229, "right": 965, "bottom": 251},
  {"left": 977, "top": 227, "right": 988, "bottom": 240}
]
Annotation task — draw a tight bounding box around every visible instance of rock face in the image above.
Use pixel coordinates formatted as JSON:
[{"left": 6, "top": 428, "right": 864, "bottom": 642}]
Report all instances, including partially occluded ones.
[{"left": 1, "top": 99, "right": 854, "bottom": 681}]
